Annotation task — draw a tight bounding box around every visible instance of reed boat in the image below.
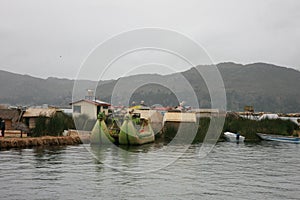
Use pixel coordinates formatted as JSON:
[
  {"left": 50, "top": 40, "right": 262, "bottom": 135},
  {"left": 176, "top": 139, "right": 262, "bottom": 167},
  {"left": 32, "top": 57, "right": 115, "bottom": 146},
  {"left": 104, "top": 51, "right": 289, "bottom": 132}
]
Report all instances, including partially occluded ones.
[
  {"left": 90, "top": 113, "right": 116, "bottom": 145},
  {"left": 119, "top": 114, "right": 154, "bottom": 145}
]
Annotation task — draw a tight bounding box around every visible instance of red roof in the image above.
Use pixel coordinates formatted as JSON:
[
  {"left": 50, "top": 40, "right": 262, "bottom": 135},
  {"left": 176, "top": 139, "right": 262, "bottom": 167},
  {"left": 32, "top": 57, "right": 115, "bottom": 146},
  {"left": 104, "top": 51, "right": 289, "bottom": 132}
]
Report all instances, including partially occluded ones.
[{"left": 152, "top": 107, "right": 170, "bottom": 111}]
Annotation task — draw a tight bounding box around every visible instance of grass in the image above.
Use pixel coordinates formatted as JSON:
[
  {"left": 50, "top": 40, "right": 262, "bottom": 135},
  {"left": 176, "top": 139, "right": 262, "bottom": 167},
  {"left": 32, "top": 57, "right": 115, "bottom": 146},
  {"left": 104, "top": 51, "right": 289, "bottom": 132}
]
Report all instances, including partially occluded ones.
[
  {"left": 31, "top": 112, "right": 75, "bottom": 137},
  {"left": 163, "top": 116, "right": 299, "bottom": 143}
]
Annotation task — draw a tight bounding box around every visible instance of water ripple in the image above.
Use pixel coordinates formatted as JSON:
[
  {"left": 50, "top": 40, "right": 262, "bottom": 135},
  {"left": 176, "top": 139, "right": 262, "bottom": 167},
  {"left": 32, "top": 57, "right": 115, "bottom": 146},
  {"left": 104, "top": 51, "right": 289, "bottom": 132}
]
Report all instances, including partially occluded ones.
[{"left": 0, "top": 142, "right": 299, "bottom": 199}]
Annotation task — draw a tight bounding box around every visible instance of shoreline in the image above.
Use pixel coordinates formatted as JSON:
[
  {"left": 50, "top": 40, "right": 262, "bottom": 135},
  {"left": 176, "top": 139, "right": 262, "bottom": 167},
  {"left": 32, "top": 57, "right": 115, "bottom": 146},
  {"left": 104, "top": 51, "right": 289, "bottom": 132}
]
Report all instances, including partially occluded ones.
[{"left": 0, "top": 136, "right": 88, "bottom": 150}]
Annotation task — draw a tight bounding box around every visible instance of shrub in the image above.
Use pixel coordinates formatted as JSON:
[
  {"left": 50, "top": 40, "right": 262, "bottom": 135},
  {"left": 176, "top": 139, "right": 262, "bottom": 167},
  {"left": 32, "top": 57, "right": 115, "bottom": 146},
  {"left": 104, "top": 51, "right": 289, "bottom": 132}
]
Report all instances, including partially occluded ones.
[{"left": 31, "top": 112, "right": 75, "bottom": 137}]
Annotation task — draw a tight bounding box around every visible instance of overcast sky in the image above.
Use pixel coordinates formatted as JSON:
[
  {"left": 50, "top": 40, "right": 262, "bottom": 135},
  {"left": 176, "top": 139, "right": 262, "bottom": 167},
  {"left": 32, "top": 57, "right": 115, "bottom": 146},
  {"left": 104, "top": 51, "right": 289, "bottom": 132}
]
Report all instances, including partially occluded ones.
[{"left": 0, "top": 0, "right": 299, "bottom": 80}]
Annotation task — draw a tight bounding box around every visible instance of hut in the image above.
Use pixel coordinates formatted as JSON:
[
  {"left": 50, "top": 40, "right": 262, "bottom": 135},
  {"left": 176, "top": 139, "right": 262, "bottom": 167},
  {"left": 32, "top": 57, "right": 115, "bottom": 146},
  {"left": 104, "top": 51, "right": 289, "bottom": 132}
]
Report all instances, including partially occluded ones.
[
  {"left": 22, "top": 108, "right": 61, "bottom": 129},
  {"left": 0, "top": 109, "right": 21, "bottom": 130}
]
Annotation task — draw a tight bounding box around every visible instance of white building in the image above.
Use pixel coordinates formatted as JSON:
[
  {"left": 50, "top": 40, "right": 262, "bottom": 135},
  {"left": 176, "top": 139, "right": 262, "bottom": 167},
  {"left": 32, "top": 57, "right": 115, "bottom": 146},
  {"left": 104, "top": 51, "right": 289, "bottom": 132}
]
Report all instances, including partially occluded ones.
[
  {"left": 258, "top": 114, "right": 279, "bottom": 120},
  {"left": 70, "top": 99, "right": 111, "bottom": 120}
]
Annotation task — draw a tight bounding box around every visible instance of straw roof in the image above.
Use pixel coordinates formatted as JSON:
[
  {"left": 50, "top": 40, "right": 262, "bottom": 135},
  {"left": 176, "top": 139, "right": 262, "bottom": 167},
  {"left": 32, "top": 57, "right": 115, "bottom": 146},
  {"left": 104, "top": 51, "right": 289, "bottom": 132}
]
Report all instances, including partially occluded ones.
[
  {"left": 0, "top": 109, "right": 20, "bottom": 121},
  {"left": 193, "top": 109, "right": 220, "bottom": 113},
  {"left": 23, "top": 108, "right": 60, "bottom": 118},
  {"left": 163, "top": 112, "right": 196, "bottom": 123}
]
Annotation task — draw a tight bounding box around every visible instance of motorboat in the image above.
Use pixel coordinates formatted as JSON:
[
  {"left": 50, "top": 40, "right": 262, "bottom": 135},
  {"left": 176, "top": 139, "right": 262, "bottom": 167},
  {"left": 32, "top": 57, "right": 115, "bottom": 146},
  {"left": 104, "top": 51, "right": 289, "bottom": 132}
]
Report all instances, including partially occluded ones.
[
  {"left": 224, "top": 132, "right": 245, "bottom": 143},
  {"left": 256, "top": 133, "right": 300, "bottom": 144}
]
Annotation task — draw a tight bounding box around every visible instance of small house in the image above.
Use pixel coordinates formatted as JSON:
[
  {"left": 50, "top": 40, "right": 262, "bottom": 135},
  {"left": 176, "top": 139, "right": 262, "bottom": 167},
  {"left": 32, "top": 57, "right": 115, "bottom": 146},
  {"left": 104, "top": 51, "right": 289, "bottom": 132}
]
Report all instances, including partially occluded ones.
[
  {"left": 193, "top": 108, "right": 221, "bottom": 118},
  {"left": 23, "top": 108, "right": 61, "bottom": 129},
  {"left": 0, "top": 109, "right": 21, "bottom": 130},
  {"left": 70, "top": 99, "right": 111, "bottom": 120}
]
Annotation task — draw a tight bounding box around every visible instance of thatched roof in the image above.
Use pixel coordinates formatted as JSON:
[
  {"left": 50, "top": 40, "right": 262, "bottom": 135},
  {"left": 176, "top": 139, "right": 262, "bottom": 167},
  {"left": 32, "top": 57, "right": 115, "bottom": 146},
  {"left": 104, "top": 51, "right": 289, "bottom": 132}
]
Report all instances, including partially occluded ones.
[
  {"left": 226, "top": 112, "right": 241, "bottom": 119},
  {"left": 13, "top": 122, "right": 29, "bottom": 132},
  {"left": 193, "top": 109, "right": 220, "bottom": 113},
  {"left": 163, "top": 112, "right": 197, "bottom": 123},
  {"left": 23, "top": 108, "right": 61, "bottom": 118},
  {"left": 0, "top": 109, "right": 20, "bottom": 122}
]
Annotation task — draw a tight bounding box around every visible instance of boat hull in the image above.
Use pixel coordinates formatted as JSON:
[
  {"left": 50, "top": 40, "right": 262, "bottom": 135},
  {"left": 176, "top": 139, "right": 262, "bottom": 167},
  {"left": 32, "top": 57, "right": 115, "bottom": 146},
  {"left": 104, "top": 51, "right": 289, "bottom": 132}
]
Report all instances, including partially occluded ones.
[
  {"left": 119, "top": 118, "right": 155, "bottom": 145},
  {"left": 90, "top": 119, "right": 116, "bottom": 145},
  {"left": 256, "top": 133, "right": 300, "bottom": 144},
  {"left": 224, "top": 132, "right": 245, "bottom": 143}
]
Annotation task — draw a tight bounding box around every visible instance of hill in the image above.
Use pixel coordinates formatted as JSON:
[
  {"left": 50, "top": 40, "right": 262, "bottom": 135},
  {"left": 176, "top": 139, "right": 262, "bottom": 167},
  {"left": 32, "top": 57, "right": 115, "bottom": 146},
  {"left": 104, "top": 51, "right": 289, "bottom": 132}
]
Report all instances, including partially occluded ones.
[
  {"left": 216, "top": 62, "right": 300, "bottom": 112},
  {"left": 0, "top": 70, "right": 96, "bottom": 106},
  {"left": 0, "top": 62, "right": 299, "bottom": 112},
  {"left": 96, "top": 62, "right": 300, "bottom": 113}
]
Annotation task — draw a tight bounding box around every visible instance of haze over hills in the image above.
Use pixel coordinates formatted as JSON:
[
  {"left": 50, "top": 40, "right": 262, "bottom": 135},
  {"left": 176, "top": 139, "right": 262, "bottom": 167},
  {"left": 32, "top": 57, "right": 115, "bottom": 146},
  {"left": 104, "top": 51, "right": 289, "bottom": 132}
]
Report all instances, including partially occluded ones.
[
  {"left": 0, "top": 70, "right": 97, "bottom": 106},
  {"left": 0, "top": 62, "right": 299, "bottom": 113}
]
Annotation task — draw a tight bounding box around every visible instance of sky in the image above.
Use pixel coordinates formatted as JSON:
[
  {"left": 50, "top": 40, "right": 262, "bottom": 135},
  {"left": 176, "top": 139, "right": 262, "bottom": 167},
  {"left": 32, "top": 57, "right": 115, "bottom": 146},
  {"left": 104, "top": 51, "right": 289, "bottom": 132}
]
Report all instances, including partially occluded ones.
[{"left": 0, "top": 0, "right": 299, "bottom": 80}]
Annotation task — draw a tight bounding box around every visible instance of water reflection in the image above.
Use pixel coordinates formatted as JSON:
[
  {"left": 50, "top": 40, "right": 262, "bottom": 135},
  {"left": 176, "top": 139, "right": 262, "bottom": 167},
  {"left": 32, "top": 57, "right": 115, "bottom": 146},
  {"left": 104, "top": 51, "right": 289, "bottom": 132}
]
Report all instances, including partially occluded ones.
[
  {"left": 1, "top": 142, "right": 300, "bottom": 199},
  {"left": 33, "top": 146, "right": 66, "bottom": 167},
  {"left": 90, "top": 144, "right": 153, "bottom": 172}
]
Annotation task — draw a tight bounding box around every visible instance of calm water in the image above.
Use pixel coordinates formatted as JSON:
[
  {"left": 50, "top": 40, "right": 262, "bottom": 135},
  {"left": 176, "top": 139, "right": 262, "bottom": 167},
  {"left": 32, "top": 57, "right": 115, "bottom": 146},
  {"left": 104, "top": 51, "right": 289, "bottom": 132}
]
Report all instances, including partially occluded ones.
[{"left": 0, "top": 142, "right": 299, "bottom": 200}]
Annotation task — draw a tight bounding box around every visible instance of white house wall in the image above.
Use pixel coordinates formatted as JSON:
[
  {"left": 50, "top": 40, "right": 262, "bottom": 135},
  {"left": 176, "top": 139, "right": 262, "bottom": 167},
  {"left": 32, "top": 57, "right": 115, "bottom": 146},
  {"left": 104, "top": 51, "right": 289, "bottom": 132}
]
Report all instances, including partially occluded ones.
[{"left": 72, "top": 101, "right": 97, "bottom": 119}]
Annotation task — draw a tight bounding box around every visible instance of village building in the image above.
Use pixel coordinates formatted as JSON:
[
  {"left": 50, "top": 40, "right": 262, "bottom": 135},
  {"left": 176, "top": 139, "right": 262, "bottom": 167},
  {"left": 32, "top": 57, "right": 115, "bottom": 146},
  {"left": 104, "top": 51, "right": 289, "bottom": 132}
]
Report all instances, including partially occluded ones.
[
  {"left": 22, "top": 108, "right": 61, "bottom": 129},
  {"left": 193, "top": 108, "right": 222, "bottom": 118},
  {"left": 163, "top": 111, "right": 197, "bottom": 124},
  {"left": 70, "top": 99, "right": 111, "bottom": 120},
  {"left": 0, "top": 109, "right": 22, "bottom": 130}
]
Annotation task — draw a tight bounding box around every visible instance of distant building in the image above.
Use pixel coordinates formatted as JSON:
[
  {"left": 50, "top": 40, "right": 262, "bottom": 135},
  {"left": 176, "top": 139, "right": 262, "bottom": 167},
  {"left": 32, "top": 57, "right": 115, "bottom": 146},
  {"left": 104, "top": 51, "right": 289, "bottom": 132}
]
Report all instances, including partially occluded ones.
[
  {"left": 163, "top": 112, "right": 197, "bottom": 123},
  {"left": 0, "top": 109, "right": 21, "bottom": 130},
  {"left": 60, "top": 108, "right": 73, "bottom": 115},
  {"left": 70, "top": 99, "right": 111, "bottom": 120},
  {"left": 22, "top": 108, "right": 61, "bottom": 129},
  {"left": 193, "top": 108, "right": 221, "bottom": 118},
  {"left": 258, "top": 114, "right": 279, "bottom": 120}
]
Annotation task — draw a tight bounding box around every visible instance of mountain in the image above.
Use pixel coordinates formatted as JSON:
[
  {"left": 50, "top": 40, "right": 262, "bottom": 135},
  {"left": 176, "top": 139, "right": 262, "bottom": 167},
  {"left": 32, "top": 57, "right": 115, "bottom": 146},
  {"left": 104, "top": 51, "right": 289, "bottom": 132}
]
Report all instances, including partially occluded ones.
[
  {"left": 216, "top": 62, "right": 300, "bottom": 112},
  {"left": 96, "top": 62, "right": 300, "bottom": 113},
  {"left": 0, "top": 62, "right": 300, "bottom": 112},
  {"left": 0, "top": 70, "right": 96, "bottom": 106}
]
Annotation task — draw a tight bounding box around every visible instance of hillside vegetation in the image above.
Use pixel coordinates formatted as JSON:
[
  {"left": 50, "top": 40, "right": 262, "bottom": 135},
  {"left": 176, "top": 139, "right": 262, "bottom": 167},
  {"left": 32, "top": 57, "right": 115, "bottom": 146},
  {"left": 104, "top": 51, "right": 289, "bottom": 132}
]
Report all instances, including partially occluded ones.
[{"left": 0, "top": 62, "right": 300, "bottom": 112}]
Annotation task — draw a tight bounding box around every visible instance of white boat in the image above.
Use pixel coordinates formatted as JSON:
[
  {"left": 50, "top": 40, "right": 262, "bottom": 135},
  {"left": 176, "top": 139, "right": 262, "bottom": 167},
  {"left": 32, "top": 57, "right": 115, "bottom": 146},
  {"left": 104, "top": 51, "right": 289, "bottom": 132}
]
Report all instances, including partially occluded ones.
[
  {"left": 224, "top": 132, "right": 245, "bottom": 143},
  {"left": 256, "top": 133, "right": 300, "bottom": 144}
]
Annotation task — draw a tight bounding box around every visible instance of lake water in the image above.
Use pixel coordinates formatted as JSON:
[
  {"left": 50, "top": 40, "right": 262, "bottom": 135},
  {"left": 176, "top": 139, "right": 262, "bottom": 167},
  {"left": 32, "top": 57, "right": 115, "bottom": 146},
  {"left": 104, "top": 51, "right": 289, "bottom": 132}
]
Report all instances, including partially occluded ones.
[{"left": 0, "top": 141, "right": 299, "bottom": 200}]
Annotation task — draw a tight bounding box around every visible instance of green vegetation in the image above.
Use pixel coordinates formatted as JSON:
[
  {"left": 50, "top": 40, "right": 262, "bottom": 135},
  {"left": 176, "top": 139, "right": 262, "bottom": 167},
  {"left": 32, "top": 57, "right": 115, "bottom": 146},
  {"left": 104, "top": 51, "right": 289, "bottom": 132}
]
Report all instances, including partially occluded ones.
[
  {"left": 163, "top": 123, "right": 181, "bottom": 142},
  {"left": 31, "top": 111, "right": 299, "bottom": 142},
  {"left": 2, "top": 62, "right": 299, "bottom": 112},
  {"left": 31, "top": 113, "right": 75, "bottom": 137},
  {"left": 223, "top": 116, "right": 298, "bottom": 138},
  {"left": 163, "top": 116, "right": 299, "bottom": 143},
  {"left": 98, "top": 63, "right": 300, "bottom": 113},
  {"left": 193, "top": 117, "right": 210, "bottom": 143}
]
